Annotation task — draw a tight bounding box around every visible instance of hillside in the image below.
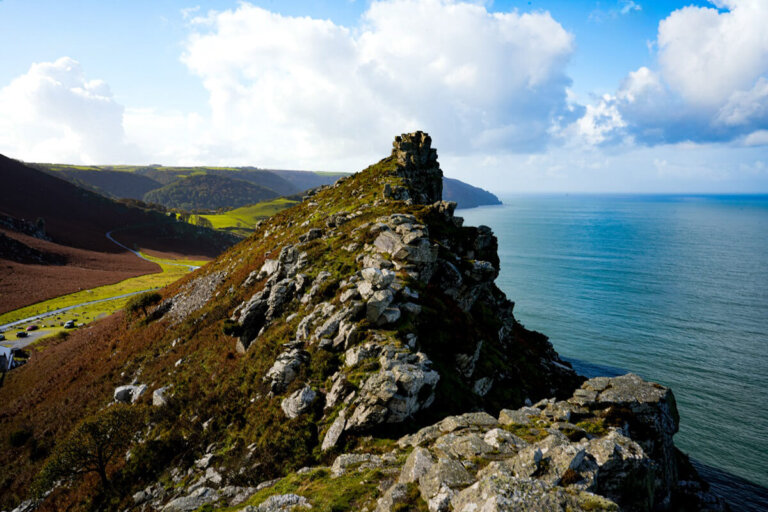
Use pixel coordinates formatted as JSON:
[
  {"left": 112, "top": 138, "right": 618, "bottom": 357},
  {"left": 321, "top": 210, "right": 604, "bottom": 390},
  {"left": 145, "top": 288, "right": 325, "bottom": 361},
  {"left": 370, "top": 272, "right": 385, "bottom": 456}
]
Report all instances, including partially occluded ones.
[
  {"left": 36, "top": 164, "right": 347, "bottom": 201},
  {"left": 142, "top": 174, "right": 279, "bottom": 211},
  {"left": 0, "top": 155, "right": 237, "bottom": 312},
  {"left": 27, "top": 165, "right": 164, "bottom": 199},
  {"left": 0, "top": 134, "right": 725, "bottom": 512},
  {"left": 443, "top": 177, "right": 502, "bottom": 209}
]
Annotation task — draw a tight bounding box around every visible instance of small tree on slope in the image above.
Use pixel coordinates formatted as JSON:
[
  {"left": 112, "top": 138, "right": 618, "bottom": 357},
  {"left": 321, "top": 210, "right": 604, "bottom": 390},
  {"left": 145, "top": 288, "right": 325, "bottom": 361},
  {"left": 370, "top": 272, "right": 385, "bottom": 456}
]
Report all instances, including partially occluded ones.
[{"left": 33, "top": 404, "right": 146, "bottom": 495}]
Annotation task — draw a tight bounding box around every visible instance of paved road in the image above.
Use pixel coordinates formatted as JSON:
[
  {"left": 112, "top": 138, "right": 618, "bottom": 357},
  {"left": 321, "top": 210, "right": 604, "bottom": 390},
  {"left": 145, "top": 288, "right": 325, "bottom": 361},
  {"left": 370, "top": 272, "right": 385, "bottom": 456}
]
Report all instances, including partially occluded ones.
[
  {"left": 0, "top": 231, "right": 198, "bottom": 343},
  {"left": 0, "top": 289, "right": 155, "bottom": 336},
  {"left": 106, "top": 230, "right": 200, "bottom": 270}
]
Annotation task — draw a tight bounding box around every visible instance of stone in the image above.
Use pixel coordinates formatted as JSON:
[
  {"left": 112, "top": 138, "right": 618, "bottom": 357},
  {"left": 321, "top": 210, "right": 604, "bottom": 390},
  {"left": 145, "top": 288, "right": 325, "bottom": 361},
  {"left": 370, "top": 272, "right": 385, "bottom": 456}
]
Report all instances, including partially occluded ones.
[
  {"left": 452, "top": 471, "right": 620, "bottom": 512},
  {"left": 499, "top": 407, "right": 541, "bottom": 426},
  {"left": 357, "top": 281, "right": 375, "bottom": 300},
  {"left": 438, "top": 412, "right": 498, "bottom": 433},
  {"left": 454, "top": 341, "right": 482, "bottom": 378},
  {"left": 377, "top": 306, "right": 401, "bottom": 325},
  {"left": 257, "top": 259, "right": 280, "bottom": 280},
  {"left": 299, "top": 228, "right": 323, "bottom": 242},
  {"left": 114, "top": 384, "right": 147, "bottom": 404},
  {"left": 346, "top": 348, "right": 440, "bottom": 430},
  {"left": 265, "top": 349, "right": 310, "bottom": 393},
  {"left": 345, "top": 342, "right": 382, "bottom": 367},
  {"left": 399, "top": 447, "right": 435, "bottom": 484},
  {"left": 373, "top": 231, "right": 408, "bottom": 259},
  {"left": 433, "top": 432, "right": 495, "bottom": 460},
  {"left": 152, "top": 386, "right": 169, "bottom": 407},
  {"left": 418, "top": 458, "right": 473, "bottom": 508},
  {"left": 281, "top": 386, "right": 317, "bottom": 419},
  {"left": 473, "top": 377, "right": 493, "bottom": 396},
  {"left": 195, "top": 453, "right": 215, "bottom": 470},
  {"left": 483, "top": 428, "right": 528, "bottom": 453},
  {"left": 321, "top": 410, "right": 347, "bottom": 451},
  {"left": 330, "top": 453, "right": 382, "bottom": 478},
  {"left": 340, "top": 288, "right": 359, "bottom": 303},
  {"left": 391, "top": 131, "right": 443, "bottom": 205},
  {"left": 366, "top": 289, "right": 394, "bottom": 322},
  {"left": 375, "top": 483, "right": 410, "bottom": 512},
  {"left": 327, "top": 302, "right": 362, "bottom": 338},
  {"left": 360, "top": 267, "right": 396, "bottom": 288},
  {"left": 162, "top": 487, "right": 219, "bottom": 512},
  {"left": 401, "top": 302, "right": 422, "bottom": 315},
  {"left": 204, "top": 467, "right": 223, "bottom": 485},
  {"left": 244, "top": 494, "right": 312, "bottom": 511}
]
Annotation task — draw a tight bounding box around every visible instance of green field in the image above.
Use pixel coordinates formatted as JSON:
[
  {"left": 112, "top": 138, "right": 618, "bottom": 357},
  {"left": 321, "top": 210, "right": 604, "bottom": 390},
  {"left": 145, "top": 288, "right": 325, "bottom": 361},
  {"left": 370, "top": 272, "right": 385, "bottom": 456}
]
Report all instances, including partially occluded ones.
[
  {"left": 0, "top": 254, "right": 207, "bottom": 338},
  {"left": 195, "top": 198, "right": 299, "bottom": 236}
]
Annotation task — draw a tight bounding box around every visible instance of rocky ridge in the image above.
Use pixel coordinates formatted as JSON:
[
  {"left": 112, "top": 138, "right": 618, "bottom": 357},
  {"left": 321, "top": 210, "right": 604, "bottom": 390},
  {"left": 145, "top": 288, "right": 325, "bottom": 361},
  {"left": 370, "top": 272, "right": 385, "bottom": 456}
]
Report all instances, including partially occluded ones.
[
  {"left": 0, "top": 133, "right": 728, "bottom": 512},
  {"left": 117, "top": 375, "right": 727, "bottom": 512}
]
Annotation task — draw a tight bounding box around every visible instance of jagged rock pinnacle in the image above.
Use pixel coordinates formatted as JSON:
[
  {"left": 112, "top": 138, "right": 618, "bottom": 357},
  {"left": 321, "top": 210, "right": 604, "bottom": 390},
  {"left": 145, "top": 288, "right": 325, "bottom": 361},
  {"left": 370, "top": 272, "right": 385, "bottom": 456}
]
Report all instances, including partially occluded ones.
[{"left": 390, "top": 131, "right": 443, "bottom": 204}]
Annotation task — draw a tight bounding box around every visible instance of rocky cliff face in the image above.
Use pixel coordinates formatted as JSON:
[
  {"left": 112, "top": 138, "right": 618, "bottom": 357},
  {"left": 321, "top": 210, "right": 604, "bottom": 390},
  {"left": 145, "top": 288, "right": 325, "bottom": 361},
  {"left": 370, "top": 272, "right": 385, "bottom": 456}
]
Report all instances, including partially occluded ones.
[
  {"left": 118, "top": 376, "right": 727, "bottom": 512},
  {"left": 1, "top": 133, "right": 727, "bottom": 512}
]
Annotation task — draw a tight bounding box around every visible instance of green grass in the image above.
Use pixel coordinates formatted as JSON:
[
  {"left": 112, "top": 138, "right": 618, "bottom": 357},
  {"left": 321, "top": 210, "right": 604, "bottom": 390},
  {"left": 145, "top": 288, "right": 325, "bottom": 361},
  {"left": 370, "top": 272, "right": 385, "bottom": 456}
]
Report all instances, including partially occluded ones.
[
  {"left": 221, "top": 467, "right": 383, "bottom": 512},
  {"left": 196, "top": 198, "right": 300, "bottom": 235},
  {"left": 0, "top": 255, "right": 207, "bottom": 329}
]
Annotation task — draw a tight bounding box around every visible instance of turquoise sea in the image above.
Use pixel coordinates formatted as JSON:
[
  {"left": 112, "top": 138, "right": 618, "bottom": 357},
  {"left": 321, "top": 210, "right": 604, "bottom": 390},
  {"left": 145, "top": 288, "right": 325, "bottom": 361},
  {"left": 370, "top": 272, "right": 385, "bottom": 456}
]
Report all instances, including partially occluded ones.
[{"left": 460, "top": 195, "right": 768, "bottom": 510}]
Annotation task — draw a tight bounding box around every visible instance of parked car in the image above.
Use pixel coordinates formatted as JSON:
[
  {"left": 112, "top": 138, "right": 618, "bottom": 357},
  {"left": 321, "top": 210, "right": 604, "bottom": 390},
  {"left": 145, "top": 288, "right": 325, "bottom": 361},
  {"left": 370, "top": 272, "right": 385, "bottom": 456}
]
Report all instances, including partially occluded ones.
[
  {"left": 0, "top": 334, "right": 5, "bottom": 341},
  {"left": 64, "top": 320, "right": 76, "bottom": 328},
  {"left": 16, "top": 332, "right": 28, "bottom": 338},
  {"left": 26, "top": 325, "right": 39, "bottom": 331}
]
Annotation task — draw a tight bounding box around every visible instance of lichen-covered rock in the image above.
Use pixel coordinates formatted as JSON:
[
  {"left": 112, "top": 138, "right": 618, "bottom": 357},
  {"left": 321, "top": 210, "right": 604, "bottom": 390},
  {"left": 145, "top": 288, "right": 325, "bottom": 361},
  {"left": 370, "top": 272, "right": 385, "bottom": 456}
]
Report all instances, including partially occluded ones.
[
  {"left": 346, "top": 346, "right": 440, "bottom": 430},
  {"left": 330, "top": 453, "right": 383, "bottom": 478},
  {"left": 243, "top": 494, "right": 312, "bottom": 512},
  {"left": 391, "top": 131, "right": 442, "bottom": 204},
  {"left": 281, "top": 385, "right": 317, "bottom": 419},
  {"left": 152, "top": 386, "right": 170, "bottom": 407},
  {"left": 162, "top": 487, "right": 219, "bottom": 512},
  {"left": 265, "top": 349, "right": 310, "bottom": 393},
  {"left": 114, "top": 384, "right": 147, "bottom": 404},
  {"left": 321, "top": 410, "right": 347, "bottom": 451}
]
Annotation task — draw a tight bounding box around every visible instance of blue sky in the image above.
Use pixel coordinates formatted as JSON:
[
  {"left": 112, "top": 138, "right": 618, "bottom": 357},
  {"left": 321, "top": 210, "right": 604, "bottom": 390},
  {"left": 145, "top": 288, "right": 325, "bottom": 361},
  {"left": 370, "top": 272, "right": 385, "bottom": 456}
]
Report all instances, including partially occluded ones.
[{"left": 0, "top": 0, "right": 766, "bottom": 193}]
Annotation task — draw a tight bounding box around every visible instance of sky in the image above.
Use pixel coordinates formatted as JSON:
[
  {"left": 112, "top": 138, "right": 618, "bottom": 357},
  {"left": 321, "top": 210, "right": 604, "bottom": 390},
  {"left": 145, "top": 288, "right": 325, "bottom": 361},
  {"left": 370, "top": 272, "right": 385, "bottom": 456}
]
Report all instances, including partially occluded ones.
[{"left": 0, "top": 0, "right": 767, "bottom": 193}]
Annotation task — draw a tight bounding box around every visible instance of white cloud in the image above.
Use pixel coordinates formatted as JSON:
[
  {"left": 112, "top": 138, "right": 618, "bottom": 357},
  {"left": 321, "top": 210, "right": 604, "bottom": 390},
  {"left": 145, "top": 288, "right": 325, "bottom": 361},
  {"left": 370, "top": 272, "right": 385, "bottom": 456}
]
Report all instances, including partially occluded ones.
[
  {"left": 742, "top": 130, "right": 768, "bottom": 147},
  {"left": 0, "top": 57, "right": 137, "bottom": 163},
  {"left": 576, "top": 0, "right": 768, "bottom": 147},
  {"left": 178, "top": 0, "right": 576, "bottom": 168},
  {"left": 620, "top": 1, "right": 642, "bottom": 15},
  {"left": 589, "top": 1, "right": 642, "bottom": 22},
  {"left": 657, "top": 0, "right": 768, "bottom": 107}
]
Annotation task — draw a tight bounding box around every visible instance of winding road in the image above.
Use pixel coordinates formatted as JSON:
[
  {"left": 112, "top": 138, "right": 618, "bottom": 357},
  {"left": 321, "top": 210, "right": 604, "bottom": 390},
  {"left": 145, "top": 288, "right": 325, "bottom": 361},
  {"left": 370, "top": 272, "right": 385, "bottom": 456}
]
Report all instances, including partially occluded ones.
[{"left": 0, "top": 231, "right": 199, "bottom": 343}]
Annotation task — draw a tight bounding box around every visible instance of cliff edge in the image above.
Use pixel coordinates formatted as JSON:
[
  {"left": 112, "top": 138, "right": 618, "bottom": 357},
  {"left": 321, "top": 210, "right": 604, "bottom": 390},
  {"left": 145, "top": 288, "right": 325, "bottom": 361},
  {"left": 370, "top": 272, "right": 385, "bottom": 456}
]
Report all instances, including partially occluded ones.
[{"left": 0, "top": 133, "right": 726, "bottom": 512}]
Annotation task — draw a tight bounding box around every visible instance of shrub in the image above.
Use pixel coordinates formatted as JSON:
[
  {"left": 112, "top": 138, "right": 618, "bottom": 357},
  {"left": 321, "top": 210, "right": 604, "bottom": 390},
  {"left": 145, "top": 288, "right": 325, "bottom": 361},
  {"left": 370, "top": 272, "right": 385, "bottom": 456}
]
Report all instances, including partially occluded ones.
[
  {"left": 9, "top": 427, "right": 33, "bottom": 448},
  {"left": 125, "top": 292, "right": 162, "bottom": 318}
]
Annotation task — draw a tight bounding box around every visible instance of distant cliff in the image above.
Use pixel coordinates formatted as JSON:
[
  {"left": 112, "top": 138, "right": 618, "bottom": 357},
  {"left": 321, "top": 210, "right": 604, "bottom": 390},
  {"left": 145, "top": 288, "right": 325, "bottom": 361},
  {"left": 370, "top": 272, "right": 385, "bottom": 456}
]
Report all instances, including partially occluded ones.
[{"left": 443, "top": 177, "right": 502, "bottom": 209}]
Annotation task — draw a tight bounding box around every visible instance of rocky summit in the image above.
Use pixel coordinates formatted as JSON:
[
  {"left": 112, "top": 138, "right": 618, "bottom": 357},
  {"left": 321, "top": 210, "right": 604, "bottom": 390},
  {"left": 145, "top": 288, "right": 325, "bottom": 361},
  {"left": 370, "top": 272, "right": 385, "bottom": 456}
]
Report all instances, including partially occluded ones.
[{"left": 0, "top": 133, "right": 727, "bottom": 512}]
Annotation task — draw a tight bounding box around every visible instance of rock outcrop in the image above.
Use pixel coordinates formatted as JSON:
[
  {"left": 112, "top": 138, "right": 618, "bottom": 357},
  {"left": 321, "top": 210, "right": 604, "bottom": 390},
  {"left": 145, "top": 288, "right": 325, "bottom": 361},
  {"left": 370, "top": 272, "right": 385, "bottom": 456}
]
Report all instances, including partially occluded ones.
[
  {"left": 4, "top": 132, "right": 728, "bottom": 512},
  {"left": 232, "top": 375, "right": 726, "bottom": 512}
]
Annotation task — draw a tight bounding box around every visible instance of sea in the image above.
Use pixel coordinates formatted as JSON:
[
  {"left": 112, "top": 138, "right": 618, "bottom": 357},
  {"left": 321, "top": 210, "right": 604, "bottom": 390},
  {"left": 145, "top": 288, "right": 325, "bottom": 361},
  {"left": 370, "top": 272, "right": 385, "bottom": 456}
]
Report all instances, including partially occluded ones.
[{"left": 459, "top": 195, "right": 768, "bottom": 511}]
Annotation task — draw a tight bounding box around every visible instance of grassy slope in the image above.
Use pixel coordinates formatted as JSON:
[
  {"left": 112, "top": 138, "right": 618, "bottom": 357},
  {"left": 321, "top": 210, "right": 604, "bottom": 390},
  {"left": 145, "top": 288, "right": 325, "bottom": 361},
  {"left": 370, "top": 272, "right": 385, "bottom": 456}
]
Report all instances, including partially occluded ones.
[
  {"left": 196, "top": 198, "right": 300, "bottom": 235},
  {"left": 142, "top": 174, "right": 280, "bottom": 211},
  {"left": 0, "top": 154, "right": 569, "bottom": 511}
]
